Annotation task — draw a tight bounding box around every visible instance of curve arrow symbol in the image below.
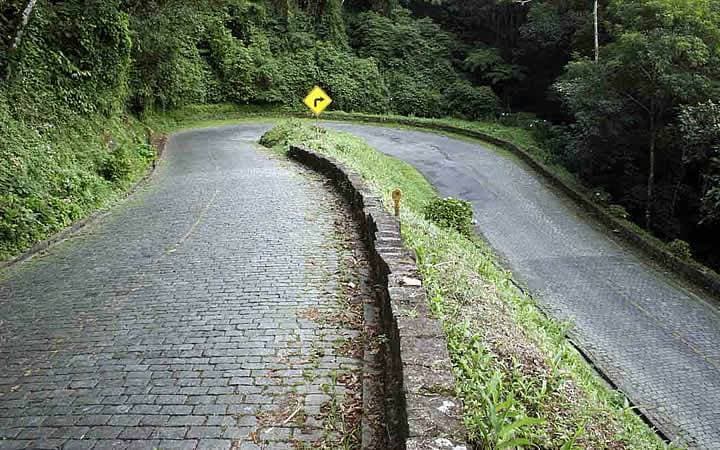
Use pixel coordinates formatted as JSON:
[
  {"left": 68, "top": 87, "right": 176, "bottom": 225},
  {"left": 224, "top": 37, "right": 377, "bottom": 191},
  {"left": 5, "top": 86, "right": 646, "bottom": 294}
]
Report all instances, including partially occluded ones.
[{"left": 314, "top": 97, "right": 324, "bottom": 107}]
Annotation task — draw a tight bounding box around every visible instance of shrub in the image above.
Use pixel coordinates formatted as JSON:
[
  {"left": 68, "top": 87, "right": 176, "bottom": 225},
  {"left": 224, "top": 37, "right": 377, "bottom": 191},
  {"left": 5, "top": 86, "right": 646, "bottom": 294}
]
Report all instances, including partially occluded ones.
[
  {"left": 315, "top": 43, "right": 388, "bottom": 113},
  {"left": 204, "top": 24, "right": 256, "bottom": 104},
  {"left": 424, "top": 197, "right": 475, "bottom": 236},
  {"left": 8, "top": 1, "right": 133, "bottom": 120},
  {"left": 608, "top": 204, "right": 630, "bottom": 220},
  {"left": 668, "top": 239, "right": 693, "bottom": 261},
  {"left": 0, "top": 194, "right": 42, "bottom": 257},
  {"left": 385, "top": 72, "right": 447, "bottom": 118},
  {"left": 350, "top": 9, "right": 477, "bottom": 119},
  {"left": 444, "top": 81, "right": 500, "bottom": 120},
  {"left": 528, "top": 120, "right": 576, "bottom": 169},
  {"left": 263, "top": 43, "right": 388, "bottom": 112},
  {"left": 258, "top": 119, "right": 315, "bottom": 148},
  {"left": 593, "top": 189, "right": 612, "bottom": 204},
  {"left": 128, "top": 2, "right": 220, "bottom": 112},
  {"left": 100, "top": 147, "right": 134, "bottom": 182},
  {"left": 99, "top": 142, "right": 154, "bottom": 183},
  {"left": 499, "top": 112, "right": 538, "bottom": 128}
]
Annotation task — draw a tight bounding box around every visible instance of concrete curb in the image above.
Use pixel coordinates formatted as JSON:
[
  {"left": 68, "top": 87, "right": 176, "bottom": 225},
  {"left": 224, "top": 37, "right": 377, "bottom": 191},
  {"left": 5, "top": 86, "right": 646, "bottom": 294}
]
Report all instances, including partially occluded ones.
[
  {"left": 310, "top": 112, "right": 720, "bottom": 300},
  {"left": 288, "top": 145, "right": 468, "bottom": 450},
  {"left": 0, "top": 133, "right": 167, "bottom": 272}
]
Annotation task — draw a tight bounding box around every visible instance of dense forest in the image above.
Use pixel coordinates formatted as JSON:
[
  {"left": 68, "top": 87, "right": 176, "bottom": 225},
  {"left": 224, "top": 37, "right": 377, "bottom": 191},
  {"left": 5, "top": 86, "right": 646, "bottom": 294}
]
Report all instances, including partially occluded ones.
[{"left": 1, "top": 0, "right": 719, "bottom": 270}]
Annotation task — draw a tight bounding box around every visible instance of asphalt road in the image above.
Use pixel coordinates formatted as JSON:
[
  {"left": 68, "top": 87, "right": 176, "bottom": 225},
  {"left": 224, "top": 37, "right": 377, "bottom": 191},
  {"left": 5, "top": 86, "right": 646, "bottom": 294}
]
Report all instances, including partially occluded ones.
[{"left": 315, "top": 122, "right": 720, "bottom": 449}]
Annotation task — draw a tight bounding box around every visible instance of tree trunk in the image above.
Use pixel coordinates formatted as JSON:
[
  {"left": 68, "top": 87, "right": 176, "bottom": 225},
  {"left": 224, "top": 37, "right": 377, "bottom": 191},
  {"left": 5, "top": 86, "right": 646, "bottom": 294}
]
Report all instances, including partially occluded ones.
[
  {"left": 670, "top": 148, "right": 687, "bottom": 217},
  {"left": 594, "top": 0, "right": 599, "bottom": 62},
  {"left": 646, "top": 115, "right": 656, "bottom": 229},
  {"left": 11, "top": 0, "right": 38, "bottom": 51}
]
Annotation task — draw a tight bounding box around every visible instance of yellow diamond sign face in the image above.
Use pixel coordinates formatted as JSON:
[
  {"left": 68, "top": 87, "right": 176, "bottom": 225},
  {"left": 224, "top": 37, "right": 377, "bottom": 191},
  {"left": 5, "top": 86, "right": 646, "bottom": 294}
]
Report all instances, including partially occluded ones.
[{"left": 304, "top": 86, "right": 332, "bottom": 115}]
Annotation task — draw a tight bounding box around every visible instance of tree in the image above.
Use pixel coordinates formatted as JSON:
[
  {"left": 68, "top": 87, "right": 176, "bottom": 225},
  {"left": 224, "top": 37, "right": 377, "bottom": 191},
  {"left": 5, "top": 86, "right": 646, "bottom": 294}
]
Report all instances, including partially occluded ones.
[
  {"left": 557, "top": 0, "right": 720, "bottom": 229},
  {"left": 1, "top": 0, "right": 38, "bottom": 79},
  {"left": 593, "top": 0, "right": 598, "bottom": 61},
  {"left": 11, "top": 0, "right": 37, "bottom": 52},
  {"left": 680, "top": 101, "right": 720, "bottom": 226}
]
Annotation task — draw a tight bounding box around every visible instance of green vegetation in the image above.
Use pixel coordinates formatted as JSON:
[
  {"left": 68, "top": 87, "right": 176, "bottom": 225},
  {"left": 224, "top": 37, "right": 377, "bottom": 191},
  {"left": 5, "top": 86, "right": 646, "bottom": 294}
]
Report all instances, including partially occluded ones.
[
  {"left": 0, "top": 0, "right": 503, "bottom": 261},
  {"left": 424, "top": 197, "right": 475, "bottom": 237},
  {"left": 261, "top": 120, "right": 676, "bottom": 449},
  {"left": 3, "top": 0, "right": 718, "bottom": 271},
  {"left": 0, "top": 108, "right": 154, "bottom": 260},
  {"left": 409, "top": 0, "right": 720, "bottom": 271}
]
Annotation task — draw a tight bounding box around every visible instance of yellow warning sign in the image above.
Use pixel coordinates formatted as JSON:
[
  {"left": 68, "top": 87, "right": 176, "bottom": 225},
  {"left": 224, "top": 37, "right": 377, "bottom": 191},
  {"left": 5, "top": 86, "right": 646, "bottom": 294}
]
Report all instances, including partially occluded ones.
[{"left": 303, "top": 86, "right": 332, "bottom": 116}]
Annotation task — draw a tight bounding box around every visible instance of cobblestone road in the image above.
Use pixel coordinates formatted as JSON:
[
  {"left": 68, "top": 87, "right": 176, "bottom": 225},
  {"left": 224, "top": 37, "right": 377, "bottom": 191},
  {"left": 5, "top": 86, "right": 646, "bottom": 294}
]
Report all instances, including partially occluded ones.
[
  {"left": 321, "top": 122, "right": 720, "bottom": 449},
  {"left": 0, "top": 125, "right": 363, "bottom": 450}
]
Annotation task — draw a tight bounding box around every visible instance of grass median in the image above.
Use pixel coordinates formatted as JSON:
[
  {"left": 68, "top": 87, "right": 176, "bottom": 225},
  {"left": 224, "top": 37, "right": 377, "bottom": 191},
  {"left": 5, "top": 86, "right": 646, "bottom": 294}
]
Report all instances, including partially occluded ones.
[{"left": 260, "top": 119, "right": 675, "bottom": 450}]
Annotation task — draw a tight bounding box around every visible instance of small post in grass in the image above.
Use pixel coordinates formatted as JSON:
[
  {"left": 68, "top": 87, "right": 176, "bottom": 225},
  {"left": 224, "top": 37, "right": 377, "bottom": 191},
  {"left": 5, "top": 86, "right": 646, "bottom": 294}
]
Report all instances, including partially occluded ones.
[{"left": 392, "top": 189, "right": 403, "bottom": 217}]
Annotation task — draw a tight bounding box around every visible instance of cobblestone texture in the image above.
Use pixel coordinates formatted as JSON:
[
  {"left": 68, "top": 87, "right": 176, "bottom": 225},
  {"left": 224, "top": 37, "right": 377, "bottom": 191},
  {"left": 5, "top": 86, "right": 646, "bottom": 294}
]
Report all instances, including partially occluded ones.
[
  {"left": 322, "top": 122, "right": 720, "bottom": 449},
  {"left": 0, "top": 125, "right": 362, "bottom": 450}
]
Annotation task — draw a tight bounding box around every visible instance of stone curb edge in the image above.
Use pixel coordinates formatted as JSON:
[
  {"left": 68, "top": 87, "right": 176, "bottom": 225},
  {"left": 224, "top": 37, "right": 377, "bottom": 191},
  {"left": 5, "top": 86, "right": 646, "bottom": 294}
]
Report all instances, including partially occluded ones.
[
  {"left": 0, "top": 133, "right": 168, "bottom": 272},
  {"left": 288, "top": 145, "right": 468, "bottom": 450},
  {"left": 310, "top": 112, "right": 720, "bottom": 300}
]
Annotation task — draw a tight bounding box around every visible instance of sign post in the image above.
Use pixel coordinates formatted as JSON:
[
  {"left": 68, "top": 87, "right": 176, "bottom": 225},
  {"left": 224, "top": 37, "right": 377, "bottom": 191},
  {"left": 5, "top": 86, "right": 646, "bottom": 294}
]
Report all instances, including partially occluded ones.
[
  {"left": 392, "top": 189, "right": 402, "bottom": 217},
  {"left": 304, "top": 86, "right": 332, "bottom": 138}
]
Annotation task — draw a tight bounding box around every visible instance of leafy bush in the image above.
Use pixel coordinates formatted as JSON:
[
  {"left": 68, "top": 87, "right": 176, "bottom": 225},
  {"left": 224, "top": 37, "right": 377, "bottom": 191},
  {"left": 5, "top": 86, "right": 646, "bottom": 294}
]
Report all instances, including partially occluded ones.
[
  {"left": 100, "top": 147, "right": 134, "bottom": 182},
  {"left": 424, "top": 197, "right": 475, "bottom": 236},
  {"left": 386, "top": 73, "right": 446, "bottom": 117},
  {"left": 499, "top": 112, "right": 539, "bottom": 128},
  {"left": 258, "top": 119, "right": 315, "bottom": 148},
  {"left": 7, "top": 1, "right": 132, "bottom": 121},
  {"left": 315, "top": 43, "right": 388, "bottom": 113},
  {"left": 527, "top": 120, "right": 576, "bottom": 168},
  {"left": 0, "top": 194, "right": 43, "bottom": 257},
  {"left": 608, "top": 204, "right": 630, "bottom": 220},
  {"left": 0, "top": 86, "right": 152, "bottom": 260},
  {"left": 444, "top": 81, "right": 500, "bottom": 120},
  {"left": 350, "top": 9, "right": 497, "bottom": 119},
  {"left": 205, "top": 24, "right": 256, "bottom": 104},
  {"left": 668, "top": 239, "right": 693, "bottom": 261},
  {"left": 129, "top": 4, "right": 215, "bottom": 112},
  {"left": 264, "top": 43, "right": 388, "bottom": 112}
]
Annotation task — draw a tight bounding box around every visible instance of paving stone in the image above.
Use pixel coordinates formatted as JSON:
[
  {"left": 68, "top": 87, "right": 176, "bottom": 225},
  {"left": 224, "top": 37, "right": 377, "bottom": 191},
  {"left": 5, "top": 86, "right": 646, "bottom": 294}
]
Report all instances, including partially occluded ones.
[
  {"left": 61, "top": 440, "right": 97, "bottom": 450},
  {"left": 27, "top": 439, "right": 67, "bottom": 449},
  {"left": 138, "top": 415, "right": 170, "bottom": 426},
  {"left": 76, "top": 415, "right": 111, "bottom": 426},
  {"left": 50, "top": 426, "right": 91, "bottom": 439},
  {"left": 195, "top": 440, "right": 231, "bottom": 450},
  {"left": 16, "top": 427, "right": 56, "bottom": 440},
  {"left": 92, "top": 440, "right": 129, "bottom": 450},
  {"left": 186, "top": 427, "right": 224, "bottom": 439},
  {"left": 238, "top": 444, "right": 260, "bottom": 450},
  {"left": 0, "top": 128, "right": 363, "bottom": 450},
  {"left": 84, "top": 426, "right": 124, "bottom": 439},
  {"left": 158, "top": 440, "right": 198, "bottom": 450},
  {"left": 0, "top": 441, "right": 28, "bottom": 450},
  {"left": 125, "top": 440, "right": 160, "bottom": 450},
  {"left": 166, "top": 416, "right": 206, "bottom": 427},
  {"left": 118, "top": 426, "right": 154, "bottom": 439},
  {"left": 108, "top": 415, "right": 143, "bottom": 426},
  {"left": 159, "top": 406, "right": 193, "bottom": 416},
  {"left": 151, "top": 427, "right": 189, "bottom": 439}
]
